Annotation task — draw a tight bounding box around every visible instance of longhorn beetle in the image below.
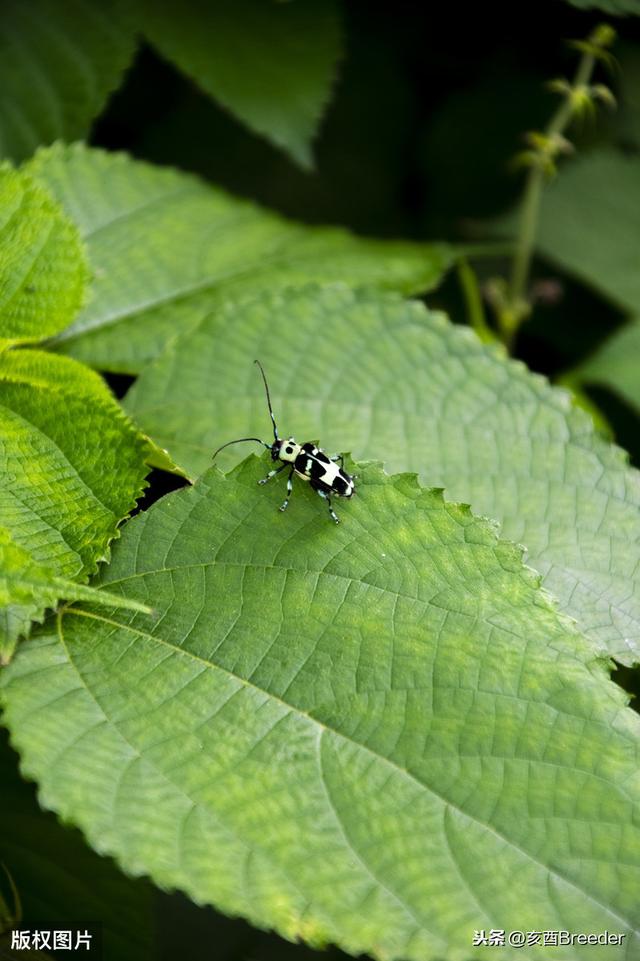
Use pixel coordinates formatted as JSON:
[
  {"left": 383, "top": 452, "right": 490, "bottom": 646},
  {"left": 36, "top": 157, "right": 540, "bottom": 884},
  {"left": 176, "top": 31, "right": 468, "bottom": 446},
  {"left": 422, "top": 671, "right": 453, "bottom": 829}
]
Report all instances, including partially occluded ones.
[{"left": 212, "top": 360, "right": 355, "bottom": 523}]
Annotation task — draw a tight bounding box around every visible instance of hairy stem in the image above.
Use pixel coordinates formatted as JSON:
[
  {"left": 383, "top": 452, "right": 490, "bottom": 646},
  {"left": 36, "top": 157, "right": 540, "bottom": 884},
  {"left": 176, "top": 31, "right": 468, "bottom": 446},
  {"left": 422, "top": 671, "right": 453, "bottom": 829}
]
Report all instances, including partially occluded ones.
[{"left": 508, "top": 51, "right": 596, "bottom": 313}]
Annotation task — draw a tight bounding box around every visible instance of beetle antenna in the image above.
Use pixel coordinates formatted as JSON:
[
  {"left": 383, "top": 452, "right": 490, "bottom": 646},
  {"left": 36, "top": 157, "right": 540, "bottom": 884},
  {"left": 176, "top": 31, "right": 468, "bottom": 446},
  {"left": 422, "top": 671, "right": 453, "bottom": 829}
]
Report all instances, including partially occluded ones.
[
  {"left": 254, "top": 359, "right": 279, "bottom": 441},
  {"left": 212, "top": 437, "right": 270, "bottom": 460}
]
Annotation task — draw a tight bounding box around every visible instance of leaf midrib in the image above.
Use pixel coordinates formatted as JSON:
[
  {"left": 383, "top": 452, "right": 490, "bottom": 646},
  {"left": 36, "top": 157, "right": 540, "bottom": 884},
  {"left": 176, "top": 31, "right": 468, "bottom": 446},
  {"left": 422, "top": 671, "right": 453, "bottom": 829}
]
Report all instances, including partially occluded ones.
[
  {"left": 62, "top": 597, "right": 638, "bottom": 935},
  {"left": 56, "top": 607, "right": 439, "bottom": 949},
  {"left": 74, "top": 182, "right": 203, "bottom": 241},
  {"left": 93, "top": 559, "right": 629, "bottom": 761},
  {"left": 52, "top": 228, "right": 434, "bottom": 344}
]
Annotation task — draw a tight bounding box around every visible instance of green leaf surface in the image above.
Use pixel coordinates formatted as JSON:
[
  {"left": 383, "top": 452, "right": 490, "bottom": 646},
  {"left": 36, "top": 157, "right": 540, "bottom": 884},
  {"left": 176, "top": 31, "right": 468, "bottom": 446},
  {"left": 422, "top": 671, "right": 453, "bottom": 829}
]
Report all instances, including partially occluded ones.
[
  {"left": 0, "top": 164, "right": 89, "bottom": 346},
  {"left": 0, "top": 731, "right": 154, "bottom": 961},
  {"left": 24, "top": 144, "right": 452, "bottom": 373},
  {"left": 0, "top": 349, "right": 149, "bottom": 658},
  {"left": 571, "top": 319, "right": 640, "bottom": 416},
  {"left": 135, "top": 0, "right": 341, "bottom": 169},
  {"left": 2, "top": 460, "right": 639, "bottom": 960},
  {"left": 493, "top": 150, "right": 640, "bottom": 315},
  {"left": 0, "top": 0, "right": 136, "bottom": 163},
  {"left": 124, "top": 286, "right": 640, "bottom": 665}
]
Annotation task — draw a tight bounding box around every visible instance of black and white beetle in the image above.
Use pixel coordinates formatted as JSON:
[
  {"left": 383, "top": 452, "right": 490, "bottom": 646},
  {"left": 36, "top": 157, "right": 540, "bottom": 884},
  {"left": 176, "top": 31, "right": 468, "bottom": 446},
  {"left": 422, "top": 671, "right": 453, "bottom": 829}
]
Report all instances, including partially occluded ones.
[{"left": 212, "top": 360, "right": 355, "bottom": 523}]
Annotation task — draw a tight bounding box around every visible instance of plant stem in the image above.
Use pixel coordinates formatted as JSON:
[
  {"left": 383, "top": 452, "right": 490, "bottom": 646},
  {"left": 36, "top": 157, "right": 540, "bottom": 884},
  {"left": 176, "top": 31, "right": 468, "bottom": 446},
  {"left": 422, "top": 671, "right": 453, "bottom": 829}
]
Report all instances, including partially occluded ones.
[
  {"left": 507, "top": 50, "right": 597, "bottom": 322},
  {"left": 456, "top": 257, "right": 495, "bottom": 343}
]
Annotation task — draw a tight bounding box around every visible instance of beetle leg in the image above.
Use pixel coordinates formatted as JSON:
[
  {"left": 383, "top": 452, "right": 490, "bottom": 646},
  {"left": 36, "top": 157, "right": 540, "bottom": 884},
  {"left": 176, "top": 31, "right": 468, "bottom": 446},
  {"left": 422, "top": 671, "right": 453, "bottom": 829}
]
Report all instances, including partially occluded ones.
[
  {"left": 279, "top": 467, "right": 295, "bottom": 512},
  {"left": 330, "top": 453, "right": 345, "bottom": 468},
  {"left": 316, "top": 488, "right": 340, "bottom": 524},
  {"left": 258, "top": 463, "right": 287, "bottom": 485}
]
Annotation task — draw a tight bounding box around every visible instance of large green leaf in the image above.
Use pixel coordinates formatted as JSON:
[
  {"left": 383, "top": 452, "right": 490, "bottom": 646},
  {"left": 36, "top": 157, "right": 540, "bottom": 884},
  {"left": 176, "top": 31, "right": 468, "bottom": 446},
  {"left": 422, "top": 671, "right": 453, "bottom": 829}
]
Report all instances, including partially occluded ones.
[
  {"left": 493, "top": 150, "right": 640, "bottom": 315},
  {"left": 2, "top": 459, "right": 639, "bottom": 960},
  {"left": 0, "top": 0, "right": 136, "bottom": 163},
  {"left": 135, "top": 0, "right": 341, "bottom": 169},
  {"left": 0, "top": 164, "right": 89, "bottom": 346},
  {"left": 0, "top": 349, "right": 150, "bottom": 659},
  {"left": 0, "top": 731, "right": 154, "bottom": 961},
  {"left": 124, "top": 286, "right": 640, "bottom": 665},
  {"left": 24, "top": 144, "right": 452, "bottom": 373},
  {"left": 571, "top": 319, "right": 640, "bottom": 415}
]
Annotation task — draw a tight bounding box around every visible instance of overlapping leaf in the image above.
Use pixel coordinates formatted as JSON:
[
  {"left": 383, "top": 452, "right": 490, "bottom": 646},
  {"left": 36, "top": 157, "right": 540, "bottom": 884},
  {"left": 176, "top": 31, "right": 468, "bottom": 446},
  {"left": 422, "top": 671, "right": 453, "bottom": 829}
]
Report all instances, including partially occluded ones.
[
  {"left": 0, "top": 0, "right": 136, "bottom": 163},
  {"left": 24, "top": 144, "right": 452, "bottom": 372},
  {"left": 135, "top": 0, "right": 342, "bottom": 169},
  {"left": 124, "top": 286, "right": 640, "bottom": 664},
  {"left": 0, "top": 350, "right": 150, "bottom": 659},
  {"left": 0, "top": 164, "right": 89, "bottom": 346},
  {"left": 571, "top": 318, "right": 640, "bottom": 415},
  {"left": 2, "top": 459, "right": 639, "bottom": 960},
  {"left": 0, "top": 528, "right": 150, "bottom": 650}
]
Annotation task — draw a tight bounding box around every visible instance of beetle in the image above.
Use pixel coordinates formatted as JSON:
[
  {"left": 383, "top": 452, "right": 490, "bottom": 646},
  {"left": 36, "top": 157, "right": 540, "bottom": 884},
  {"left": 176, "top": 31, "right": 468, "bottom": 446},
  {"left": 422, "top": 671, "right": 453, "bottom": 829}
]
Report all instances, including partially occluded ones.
[{"left": 212, "top": 360, "right": 355, "bottom": 523}]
